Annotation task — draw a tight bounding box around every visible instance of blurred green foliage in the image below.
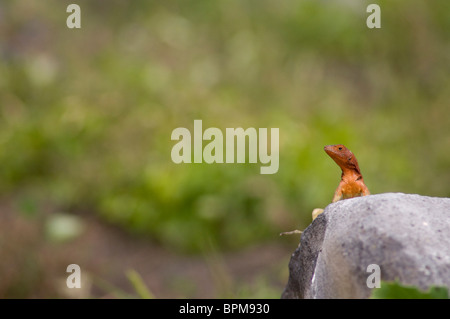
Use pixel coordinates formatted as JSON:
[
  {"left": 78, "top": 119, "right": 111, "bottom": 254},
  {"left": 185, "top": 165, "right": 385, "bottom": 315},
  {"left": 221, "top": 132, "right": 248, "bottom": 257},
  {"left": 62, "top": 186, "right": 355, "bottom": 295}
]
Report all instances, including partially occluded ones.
[
  {"left": 371, "top": 281, "right": 449, "bottom": 299},
  {"left": 1, "top": 0, "right": 449, "bottom": 252}
]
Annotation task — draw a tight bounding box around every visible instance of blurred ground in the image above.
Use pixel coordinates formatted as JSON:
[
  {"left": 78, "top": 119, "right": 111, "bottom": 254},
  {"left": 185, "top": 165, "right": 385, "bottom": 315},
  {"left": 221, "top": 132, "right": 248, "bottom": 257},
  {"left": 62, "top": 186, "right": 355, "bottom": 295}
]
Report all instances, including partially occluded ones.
[{"left": 0, "top": 199, "right": 291, "bottom": 298}]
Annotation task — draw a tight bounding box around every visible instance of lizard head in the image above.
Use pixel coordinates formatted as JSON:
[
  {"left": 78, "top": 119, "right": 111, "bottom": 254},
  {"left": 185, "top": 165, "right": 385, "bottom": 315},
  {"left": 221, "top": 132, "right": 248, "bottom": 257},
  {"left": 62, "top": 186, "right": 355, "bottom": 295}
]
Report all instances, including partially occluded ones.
[{"left": 324, "top": 144, "right": 361, "bottom": 174}]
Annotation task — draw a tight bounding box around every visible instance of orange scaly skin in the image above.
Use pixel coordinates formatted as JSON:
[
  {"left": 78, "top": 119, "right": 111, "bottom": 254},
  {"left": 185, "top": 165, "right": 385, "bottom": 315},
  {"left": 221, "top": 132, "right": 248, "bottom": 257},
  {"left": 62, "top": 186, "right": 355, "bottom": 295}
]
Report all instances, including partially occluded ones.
[
  {"left": 324, "top": 144, "right": 370, "bottom": 203},
  {"left": 281, "top": 144, "right": 371, "bottom": 233}
]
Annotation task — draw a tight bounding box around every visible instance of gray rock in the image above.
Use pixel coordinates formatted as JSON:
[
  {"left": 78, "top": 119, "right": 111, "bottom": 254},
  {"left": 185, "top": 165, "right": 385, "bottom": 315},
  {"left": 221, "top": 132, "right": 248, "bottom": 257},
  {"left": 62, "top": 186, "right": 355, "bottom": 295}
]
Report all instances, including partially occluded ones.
[{"left": 282, "top": 193, "right": 450, "bottom": 299}]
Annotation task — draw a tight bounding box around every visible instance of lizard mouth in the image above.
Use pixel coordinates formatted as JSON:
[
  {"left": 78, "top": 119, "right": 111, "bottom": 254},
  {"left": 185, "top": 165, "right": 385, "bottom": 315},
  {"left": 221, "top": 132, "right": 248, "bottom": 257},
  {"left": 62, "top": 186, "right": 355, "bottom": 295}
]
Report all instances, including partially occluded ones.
[
  {"left": 323, "top": 145, "right": 333, "bottom": 154},
  {"left": 324, "top": 145, "right": 340, "bottom": 156},
  {"left": 324, "top": 144, "right": 351, "bottom": 166}
]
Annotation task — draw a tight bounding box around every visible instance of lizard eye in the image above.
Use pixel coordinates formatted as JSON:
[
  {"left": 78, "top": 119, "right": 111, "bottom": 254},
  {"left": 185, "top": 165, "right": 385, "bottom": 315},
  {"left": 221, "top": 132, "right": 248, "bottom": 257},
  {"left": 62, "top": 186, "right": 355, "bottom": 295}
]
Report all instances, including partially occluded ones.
[{"left": 338, "top": 147, "right": 342, "bottom": 150}]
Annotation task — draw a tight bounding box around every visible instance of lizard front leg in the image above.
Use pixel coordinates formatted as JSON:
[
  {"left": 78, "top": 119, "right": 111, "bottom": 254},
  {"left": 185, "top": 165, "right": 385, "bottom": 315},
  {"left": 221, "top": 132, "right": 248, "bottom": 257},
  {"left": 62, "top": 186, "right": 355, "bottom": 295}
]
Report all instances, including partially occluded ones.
[
  {"left": 331, "top": 184, "right": 344, "bottom": 203},
  {"left": 313, "top": 186, "right": 342, "bottom": 220},
  {"left": 361, "top": 185, "right": 370, "bottom": 196},
  {"left": 312, "top": 208, "right": 324, "bottom": 220}
]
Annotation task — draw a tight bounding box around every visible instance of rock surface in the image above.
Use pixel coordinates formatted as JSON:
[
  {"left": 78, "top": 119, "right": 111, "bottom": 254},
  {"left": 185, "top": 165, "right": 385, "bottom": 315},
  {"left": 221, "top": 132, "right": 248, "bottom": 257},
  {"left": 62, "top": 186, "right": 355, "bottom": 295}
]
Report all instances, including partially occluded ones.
[{"left": 282, "top": 193, "right": 450, "bottom": 299}]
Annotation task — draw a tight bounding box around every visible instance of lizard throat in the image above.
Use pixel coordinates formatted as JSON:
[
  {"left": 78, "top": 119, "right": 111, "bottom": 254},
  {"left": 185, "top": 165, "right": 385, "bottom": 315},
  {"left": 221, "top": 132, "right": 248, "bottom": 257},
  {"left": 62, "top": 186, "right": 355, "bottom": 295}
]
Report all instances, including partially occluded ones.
[{"left": 341, "top": 169, "right": 363, "bottom": 183}]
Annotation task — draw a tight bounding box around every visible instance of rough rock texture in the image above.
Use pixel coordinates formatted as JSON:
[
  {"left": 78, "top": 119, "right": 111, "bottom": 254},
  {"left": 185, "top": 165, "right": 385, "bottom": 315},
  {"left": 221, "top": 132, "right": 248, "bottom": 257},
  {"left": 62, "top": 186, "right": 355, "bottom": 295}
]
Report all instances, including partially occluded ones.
[{"left": 282, "top": 193, "right": 450, "bottom": 299}]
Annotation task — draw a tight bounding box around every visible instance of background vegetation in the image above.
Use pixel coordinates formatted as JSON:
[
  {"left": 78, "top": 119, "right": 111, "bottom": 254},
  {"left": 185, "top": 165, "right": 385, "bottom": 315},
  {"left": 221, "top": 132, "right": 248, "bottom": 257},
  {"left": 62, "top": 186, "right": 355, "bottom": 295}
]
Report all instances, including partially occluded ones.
[{"left": 0, "top": 0, "right": 449, "bottom": 298}]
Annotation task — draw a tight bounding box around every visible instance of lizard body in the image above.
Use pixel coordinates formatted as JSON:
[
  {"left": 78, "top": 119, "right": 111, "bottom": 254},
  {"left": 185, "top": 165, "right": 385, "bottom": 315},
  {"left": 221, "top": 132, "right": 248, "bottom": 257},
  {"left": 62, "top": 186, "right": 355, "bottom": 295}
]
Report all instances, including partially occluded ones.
[
  {"left": 311, "top": 144, "right": 370, "bottom": 220},
  {"left": 281, "top": 144, "right": 371, "bottom": 234},
  {"left": 324, "top": 144, "right": 370, "bottom": 202}
]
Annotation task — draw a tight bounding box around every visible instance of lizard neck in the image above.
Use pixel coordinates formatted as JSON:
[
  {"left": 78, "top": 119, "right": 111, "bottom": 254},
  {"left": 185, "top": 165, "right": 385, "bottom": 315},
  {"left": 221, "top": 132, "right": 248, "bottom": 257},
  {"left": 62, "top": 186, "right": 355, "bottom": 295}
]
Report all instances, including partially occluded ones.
[
  {"left": 341, "top": 168, "right": 363, "bottom": 182},
  {"left": 338, "top": 154, "right": 362, "bottom": 179}
]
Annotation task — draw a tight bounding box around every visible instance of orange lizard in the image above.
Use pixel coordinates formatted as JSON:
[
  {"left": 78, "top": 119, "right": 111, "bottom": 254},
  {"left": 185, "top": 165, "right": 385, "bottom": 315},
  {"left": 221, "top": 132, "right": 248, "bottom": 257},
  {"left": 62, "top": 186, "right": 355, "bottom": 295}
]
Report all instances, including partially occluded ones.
[
  {"left": 281, "top": 144, "right": 370, "bottom": 235},
  {"left": 312, "top": 144, "right": 370, "bottom": 219}
]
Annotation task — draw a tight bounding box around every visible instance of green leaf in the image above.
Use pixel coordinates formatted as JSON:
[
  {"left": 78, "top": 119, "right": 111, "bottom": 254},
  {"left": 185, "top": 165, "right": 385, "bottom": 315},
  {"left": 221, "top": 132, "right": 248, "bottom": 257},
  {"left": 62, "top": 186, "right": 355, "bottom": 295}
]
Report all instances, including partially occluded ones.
[{"left": 126, "top": 269, "right": 154, "bottom": 299}]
